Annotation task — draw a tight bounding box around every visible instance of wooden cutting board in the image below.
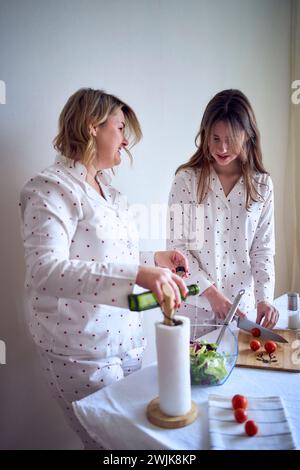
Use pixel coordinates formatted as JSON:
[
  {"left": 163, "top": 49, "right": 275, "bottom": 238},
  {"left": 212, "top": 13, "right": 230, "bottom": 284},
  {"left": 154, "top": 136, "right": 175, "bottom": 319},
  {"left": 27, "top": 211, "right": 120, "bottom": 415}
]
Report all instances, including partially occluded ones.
[{"left": 236, "top": 329, "right": 300, "bottom": 372}]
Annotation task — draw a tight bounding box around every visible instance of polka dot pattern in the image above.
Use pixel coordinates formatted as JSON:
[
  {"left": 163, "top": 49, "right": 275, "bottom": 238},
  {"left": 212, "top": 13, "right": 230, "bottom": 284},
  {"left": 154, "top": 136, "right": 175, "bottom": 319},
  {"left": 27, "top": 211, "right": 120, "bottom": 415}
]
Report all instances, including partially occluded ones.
[
  {"left": 167, "top": 167, "right": 275, "bottom": 318},
  {"left": 19, "top": 154, "right": 147, "bottom": 434}
]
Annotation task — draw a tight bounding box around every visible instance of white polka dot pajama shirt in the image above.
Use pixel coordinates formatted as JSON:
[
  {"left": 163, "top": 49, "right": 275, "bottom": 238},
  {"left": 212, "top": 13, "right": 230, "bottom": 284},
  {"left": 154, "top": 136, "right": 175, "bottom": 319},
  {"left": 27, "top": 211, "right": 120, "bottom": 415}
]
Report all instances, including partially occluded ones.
[
  {"left": 167, "top": 167, "right": 275, "bottom": 327},
  {"left": 19, "top": 155, "right": 151, "bottom": 448}
]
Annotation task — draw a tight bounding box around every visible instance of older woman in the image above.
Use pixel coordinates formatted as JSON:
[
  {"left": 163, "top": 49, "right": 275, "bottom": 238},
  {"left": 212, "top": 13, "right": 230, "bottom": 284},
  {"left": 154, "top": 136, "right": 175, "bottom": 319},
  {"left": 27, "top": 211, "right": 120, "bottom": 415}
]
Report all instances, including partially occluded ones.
[{"left": 19, "top": 88, "right": 189, "bottom": 449}]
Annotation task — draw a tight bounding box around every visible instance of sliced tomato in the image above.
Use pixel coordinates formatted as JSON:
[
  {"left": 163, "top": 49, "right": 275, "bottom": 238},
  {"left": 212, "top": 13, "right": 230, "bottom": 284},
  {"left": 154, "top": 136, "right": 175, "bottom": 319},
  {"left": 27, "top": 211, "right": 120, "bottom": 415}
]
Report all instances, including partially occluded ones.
[
  {"left": 232, "top": 394, "right": 248, "bottom": 410},
  {"left": 250, "top": 339, "right": 261, "bottom": 351}
]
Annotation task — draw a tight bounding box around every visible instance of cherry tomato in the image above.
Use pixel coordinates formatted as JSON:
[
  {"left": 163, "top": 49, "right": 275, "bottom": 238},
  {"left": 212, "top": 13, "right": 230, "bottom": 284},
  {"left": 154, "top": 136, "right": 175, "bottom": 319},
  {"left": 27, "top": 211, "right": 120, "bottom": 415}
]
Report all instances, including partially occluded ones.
[
  {"left": 245, "top": 420, "right": 259, "bottom": 436},
  {"left": 250, "top": 339, "right": 261, "bottom": 351},
  {"left": 251, "top": 327, "right": 261, "bottom": 337},
  {"left": 232, "top": 394, "right": 248, "bottom": 410},
  {"left": 234, "top": 408, "right": 248, "bottom": 423},
  {"left": 264, "top": 341, "right": 277, "bottom": 354}
]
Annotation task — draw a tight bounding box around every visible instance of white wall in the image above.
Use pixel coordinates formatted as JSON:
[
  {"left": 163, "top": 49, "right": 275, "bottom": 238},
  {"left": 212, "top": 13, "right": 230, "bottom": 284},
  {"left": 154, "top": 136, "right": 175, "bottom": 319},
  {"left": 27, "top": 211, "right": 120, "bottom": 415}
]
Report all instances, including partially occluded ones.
[{"left": 0, "top": 0, "right": 291, "bottom": 449}]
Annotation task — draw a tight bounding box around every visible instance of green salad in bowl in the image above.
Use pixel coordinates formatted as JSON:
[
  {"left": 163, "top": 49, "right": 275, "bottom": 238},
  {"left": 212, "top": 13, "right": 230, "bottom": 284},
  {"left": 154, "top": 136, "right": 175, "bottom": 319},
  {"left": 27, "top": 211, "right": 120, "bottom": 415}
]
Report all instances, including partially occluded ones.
[{"left": 190, "top": 325, "right": 238, "bottom": 386}]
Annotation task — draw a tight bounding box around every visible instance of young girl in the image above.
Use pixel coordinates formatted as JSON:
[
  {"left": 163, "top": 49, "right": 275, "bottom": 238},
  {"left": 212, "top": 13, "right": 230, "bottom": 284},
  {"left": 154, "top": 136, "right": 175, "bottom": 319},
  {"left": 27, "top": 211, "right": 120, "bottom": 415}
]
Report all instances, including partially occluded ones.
[{"left": 168, "top": 89, "right": 279, "bottom": 329}]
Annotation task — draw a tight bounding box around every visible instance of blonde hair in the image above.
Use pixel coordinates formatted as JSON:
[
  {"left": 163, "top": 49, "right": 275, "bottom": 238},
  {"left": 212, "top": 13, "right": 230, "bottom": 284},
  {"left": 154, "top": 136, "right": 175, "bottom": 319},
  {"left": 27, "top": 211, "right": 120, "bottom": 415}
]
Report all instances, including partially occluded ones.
[
  {"left": 176, "top": 89, "right": 268, "bottom": 209},
  {"left": 53, "top": 88, "right": 142, "bottom": 166}
]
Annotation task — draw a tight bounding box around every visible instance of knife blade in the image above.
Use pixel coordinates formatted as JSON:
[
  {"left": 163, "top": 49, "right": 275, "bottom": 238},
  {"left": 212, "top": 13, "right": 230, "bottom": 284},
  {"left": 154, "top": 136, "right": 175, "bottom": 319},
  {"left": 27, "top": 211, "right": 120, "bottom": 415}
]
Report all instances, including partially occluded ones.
[{"left": 234, "top": 316, "right": 288, "bottom": 343}]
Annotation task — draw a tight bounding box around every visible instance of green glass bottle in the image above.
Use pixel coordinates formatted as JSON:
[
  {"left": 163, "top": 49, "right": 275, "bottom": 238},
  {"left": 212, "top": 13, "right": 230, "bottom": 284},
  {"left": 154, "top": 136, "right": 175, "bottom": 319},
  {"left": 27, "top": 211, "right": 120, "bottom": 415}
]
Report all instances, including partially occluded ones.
[{"left": 128, "top": 284, "right": 200, "bottom": 311}]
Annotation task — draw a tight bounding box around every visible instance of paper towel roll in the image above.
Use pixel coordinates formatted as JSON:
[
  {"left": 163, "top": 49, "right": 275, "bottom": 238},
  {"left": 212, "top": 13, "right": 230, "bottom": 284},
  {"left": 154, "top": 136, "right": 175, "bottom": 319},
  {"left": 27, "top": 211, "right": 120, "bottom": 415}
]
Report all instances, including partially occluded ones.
[{"left": 155, "top": 315, "right": 191, "bottom": 416}]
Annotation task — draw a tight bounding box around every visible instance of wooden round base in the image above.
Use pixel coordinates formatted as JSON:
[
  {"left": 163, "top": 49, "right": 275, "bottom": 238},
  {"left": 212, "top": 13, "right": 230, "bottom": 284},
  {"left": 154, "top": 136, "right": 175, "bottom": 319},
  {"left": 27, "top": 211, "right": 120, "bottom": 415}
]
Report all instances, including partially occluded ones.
[{"left": 146, "top": 398, "right": 198, "bottom": 429}]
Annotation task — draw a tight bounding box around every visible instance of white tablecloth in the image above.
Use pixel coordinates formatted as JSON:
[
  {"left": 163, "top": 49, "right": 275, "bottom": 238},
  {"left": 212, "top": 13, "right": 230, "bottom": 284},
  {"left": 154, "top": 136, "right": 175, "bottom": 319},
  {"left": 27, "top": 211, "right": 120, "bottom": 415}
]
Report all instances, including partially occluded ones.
[{"left": 73, "top": 294, "right": 300, "bottom": 450}]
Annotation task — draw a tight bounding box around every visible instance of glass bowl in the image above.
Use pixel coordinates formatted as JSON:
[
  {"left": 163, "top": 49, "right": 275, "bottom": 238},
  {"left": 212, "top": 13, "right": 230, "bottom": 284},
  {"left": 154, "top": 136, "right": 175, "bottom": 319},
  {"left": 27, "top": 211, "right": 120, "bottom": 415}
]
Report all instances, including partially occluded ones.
[{"left": 190, "top": 323, "right": 238, "bottom": 386}]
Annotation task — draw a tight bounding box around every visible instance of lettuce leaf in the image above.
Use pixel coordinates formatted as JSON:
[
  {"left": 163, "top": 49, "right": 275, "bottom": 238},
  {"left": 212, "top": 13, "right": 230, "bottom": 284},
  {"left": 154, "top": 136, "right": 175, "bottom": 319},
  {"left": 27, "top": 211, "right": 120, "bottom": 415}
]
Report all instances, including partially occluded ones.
[{"left": 190, "top": 341, "right": 228, "bottom": 385}]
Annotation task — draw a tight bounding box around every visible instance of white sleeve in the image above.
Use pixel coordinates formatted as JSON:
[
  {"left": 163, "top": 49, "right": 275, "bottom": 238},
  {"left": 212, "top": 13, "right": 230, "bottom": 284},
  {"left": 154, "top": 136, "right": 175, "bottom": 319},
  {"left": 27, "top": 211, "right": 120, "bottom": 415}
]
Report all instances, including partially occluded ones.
[
  {"left": 139, "top": 251, "right": 155, "bottom": 266},
  {"left": 167, "top": 171, "right": 214, "bottom": 294},
  {"left": 250, "top": 178, "right": 275, "bottom": 305},
  {"left": 19, "top": 175, "right": 138, "bottom": 309}
]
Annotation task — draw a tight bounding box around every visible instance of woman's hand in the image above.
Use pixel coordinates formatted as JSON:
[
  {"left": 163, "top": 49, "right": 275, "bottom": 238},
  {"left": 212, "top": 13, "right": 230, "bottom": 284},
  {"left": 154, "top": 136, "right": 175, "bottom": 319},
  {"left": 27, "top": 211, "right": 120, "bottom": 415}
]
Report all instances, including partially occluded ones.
[
  {"left": 136, "top": 265, "right": 189, "bottom": 309},
  {"left": 256, "top": 301, "right": 279, "bottom": 328},
  {"left": 154, "top": 250, "right": 189, "bottom": 277},
  {"left": 203, "top": 285, "right": 246, "bottom": 320}
]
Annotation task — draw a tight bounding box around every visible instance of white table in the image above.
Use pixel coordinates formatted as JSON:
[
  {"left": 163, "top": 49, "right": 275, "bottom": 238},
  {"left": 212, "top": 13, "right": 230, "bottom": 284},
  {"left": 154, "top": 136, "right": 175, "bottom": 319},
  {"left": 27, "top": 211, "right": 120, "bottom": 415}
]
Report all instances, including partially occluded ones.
[{"left": 73, "top": 295, "right": 300, "bottom": 450}]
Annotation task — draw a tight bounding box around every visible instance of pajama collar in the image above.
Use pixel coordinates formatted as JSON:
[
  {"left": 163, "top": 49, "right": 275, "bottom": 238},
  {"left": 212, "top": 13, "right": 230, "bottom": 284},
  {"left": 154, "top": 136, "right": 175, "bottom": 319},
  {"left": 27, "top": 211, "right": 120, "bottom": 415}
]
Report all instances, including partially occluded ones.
[{"left": 54, "top": 154, "right": 113, "bottom": 186}]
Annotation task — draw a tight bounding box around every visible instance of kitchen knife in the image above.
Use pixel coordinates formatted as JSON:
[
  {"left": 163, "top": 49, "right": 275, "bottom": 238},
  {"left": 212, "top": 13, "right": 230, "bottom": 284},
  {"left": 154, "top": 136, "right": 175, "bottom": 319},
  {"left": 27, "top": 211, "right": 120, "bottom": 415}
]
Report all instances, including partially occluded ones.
[{"left": 234, "top": 316, "right": 288, "bottom": 343}]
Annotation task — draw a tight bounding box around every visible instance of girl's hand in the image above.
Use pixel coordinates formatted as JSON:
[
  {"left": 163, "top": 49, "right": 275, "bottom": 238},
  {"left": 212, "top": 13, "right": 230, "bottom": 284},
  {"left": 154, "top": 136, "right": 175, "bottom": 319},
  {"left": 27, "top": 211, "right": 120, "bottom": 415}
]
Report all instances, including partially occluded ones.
[
  {"left": 203, "top": 285, "right": 246, "bottom": 320},
  {"left": 136, "top": 265, "right": 189, "bottom": 309},
  {"left": 154, "top": 250, "right": 189, "bottom": 277},
  {"left": 256, "top": 301, "right": 279, "bottom": 328}
]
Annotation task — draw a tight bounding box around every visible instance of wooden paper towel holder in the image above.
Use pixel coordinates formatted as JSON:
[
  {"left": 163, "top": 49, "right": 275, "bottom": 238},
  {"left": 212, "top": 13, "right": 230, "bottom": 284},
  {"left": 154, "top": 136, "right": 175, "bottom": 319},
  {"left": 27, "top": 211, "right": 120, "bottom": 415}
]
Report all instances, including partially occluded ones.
[
  {"left": 146, "top": 283, "right": 198, "bottom": 429},
  {"left": 147, "top": 398, "right": 198, "bottom": 429}
]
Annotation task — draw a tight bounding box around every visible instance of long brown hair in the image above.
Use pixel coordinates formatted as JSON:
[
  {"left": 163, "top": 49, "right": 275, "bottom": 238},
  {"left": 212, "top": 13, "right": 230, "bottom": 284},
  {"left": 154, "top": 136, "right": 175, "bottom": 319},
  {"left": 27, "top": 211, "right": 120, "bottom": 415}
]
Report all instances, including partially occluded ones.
[
  {"left": 176, "top": 89, "right": 268, "bottom": 209},
  {"left": 53, "top": 88, "right": 142, "bottom": 167}
]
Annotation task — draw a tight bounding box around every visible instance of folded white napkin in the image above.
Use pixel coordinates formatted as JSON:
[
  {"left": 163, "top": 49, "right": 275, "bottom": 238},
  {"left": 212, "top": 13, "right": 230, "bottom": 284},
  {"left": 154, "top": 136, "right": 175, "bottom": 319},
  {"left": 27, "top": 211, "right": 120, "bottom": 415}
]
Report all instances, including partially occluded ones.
[{"left": 208, "top": 394, "right": 297, "bottom": 450}]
